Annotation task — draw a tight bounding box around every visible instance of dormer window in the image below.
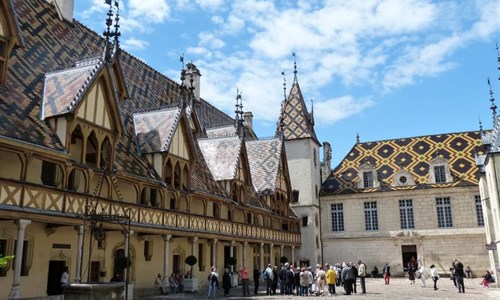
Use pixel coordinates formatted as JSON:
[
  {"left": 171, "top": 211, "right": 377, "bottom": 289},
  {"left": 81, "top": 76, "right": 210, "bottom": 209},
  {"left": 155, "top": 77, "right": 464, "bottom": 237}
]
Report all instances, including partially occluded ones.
[
  {"left": 392, "top": 168, "right": 415, "bottom": 186},
  {"left": 428, "top": 156, "right": 452, "bottom": 184},
  {"left": 358, "top": 161, "right": 380, "bottom": 189}
]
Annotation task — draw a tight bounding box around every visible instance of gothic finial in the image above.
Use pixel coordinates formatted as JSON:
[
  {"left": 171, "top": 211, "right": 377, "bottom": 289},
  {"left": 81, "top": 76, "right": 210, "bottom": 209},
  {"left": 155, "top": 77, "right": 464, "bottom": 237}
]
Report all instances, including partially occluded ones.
[
  {"left": 310, "top": 99, "right": 315, "bottom": 126},
  {"left": 496, "top": 42, "right": 500, "bottom": 80},
  {"left": 103, "top": 0, "right": 114, "bottom": 62},
  {"left": 356, "top": 132, "right": 360, "bottom": 143},
  {"left": 488, "top": 77, "right": 497, "bottom": 124},
  {"left": 179, "top": 54, "right": 186, "bottom": 86},
  {"left": 292, "top": 52, "right": 297, "bottom": 81},
  {"left": 113, "top": 1, "right": 121, "bottom": 51},
  {"left": 479, "top": 115, "right": 484, "bottom": 133},
  {"left": 281, "top": 71, "right": 287, "bottom": 101},
  {"left": 234, "top": 89, "right": 245, "bottom": 137}
]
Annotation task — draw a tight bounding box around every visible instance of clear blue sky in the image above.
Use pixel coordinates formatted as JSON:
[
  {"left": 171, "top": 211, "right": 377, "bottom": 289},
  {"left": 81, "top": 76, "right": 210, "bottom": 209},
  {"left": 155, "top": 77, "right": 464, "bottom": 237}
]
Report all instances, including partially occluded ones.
[{"left": 75, "top": 0, "right": 500, "bottom": 168}]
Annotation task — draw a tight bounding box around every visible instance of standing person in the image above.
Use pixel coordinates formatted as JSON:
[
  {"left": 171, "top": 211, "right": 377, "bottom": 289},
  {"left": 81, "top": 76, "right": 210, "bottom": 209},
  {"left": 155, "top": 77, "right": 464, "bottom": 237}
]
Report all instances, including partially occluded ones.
[
  {"left": 430, "top": 265, "right": 439, "bottom": 290},
  {"left": 307, "top": 266, "right": 314, "bottom": 295},
  {"left": 350, "top": 262, "right": 358, "bottom": 293},
  {"left": 454, "top": 259, "right": 465, "bottom": 293},
  {"left": 285, "top": 264, "right": 294, "bottom": 295},
  {"left": 299, "top": 267, "right": 309, "bottom": 296},
  {"left": 418, "top": 265, "right": 428, "bottom": 287},
  {"left": 326, "top": 265, "right": 336, "bottom": 295},
  {"left": 207, "top": 266, "right": 219, "bottom": 299},
  {"left": 263, "top": 264, "right": 274, "bottom": 295},
  {"left": 60, "top": 267, "right": 69, "bottom": 294},
  {"left": 315, "top": 264, "right": 326, "bottom": 296},
  {"left": 222, "top": 267, "right": 231, "bottom": 296},
  {"left": 155, "top": 273, "right": 168, "bottom": 295},
  {"left": 383, "top": 263, "right": 391, "bottom": 285},
  {"left": 279, "top": 264, "right": 287, "bottom": 294},
  {"left": 341, "top": 262, "right": 354, "bottom": 295},
  {"left": 449, "top": 267, "right": 457, "bottom": 287},
  {"left": 272, "top": 265, "right": 278, "bottom": 295},
  {"left": 253, "top": 265, "right": 261, "bottom": 295},
  {"left": 408, "top": 262, "right": 416, "bottom": 284},
  {"left": 239, "top": 265, "right": 250, "bottom": 297},
  {"left": 357, "top": 260, "right": 366, "bottom": 294}
]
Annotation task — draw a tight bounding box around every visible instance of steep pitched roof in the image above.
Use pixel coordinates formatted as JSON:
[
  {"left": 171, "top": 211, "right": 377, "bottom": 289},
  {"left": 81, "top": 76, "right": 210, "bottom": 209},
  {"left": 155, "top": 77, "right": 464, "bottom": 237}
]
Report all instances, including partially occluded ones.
[
  {"left": 133, "top": 107, "right": 181, "bottom": 154},
  {"left": 322, "top": 131, "right": 486, "bottom": 195},
  {"left": 246, "top": 138, "right": 282, "bottom": 195},
  {"left": 42, "top": 59, "right": 102, "bottom": 119},
  {"left": 198, "top": 136, "right": 242, "bottom": 181},
  {"left": 206, "top": 125, "right": 237, "bottom": 138},
  {"left": 277, "top": 79, "right": 319, "bottom": 143}
]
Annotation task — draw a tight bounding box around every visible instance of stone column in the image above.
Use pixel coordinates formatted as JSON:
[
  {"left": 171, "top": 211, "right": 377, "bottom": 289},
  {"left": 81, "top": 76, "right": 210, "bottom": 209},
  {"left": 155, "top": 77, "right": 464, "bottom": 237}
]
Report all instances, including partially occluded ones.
[
  {"left": 212, "top": 239, "right": 218, "bottom": 268},
  {"left": 190, "top": 237, "right": 198, "bottom": 275},
  {"left": 75, "top": 225, "right": 84, "bottom": 283},
  {"left": 242, "top": 242, "right": 248, "bottom": 268},
  {"left": 162, "top": 234, "right": 172, "bottom": 282},
  {"left": 124, "top": 230, "right": 133, "bottom": 284},
  {"left": 229, "top": 241, "right": 235, "bottom": 273},
  {"left": 280, "top": 245, "right": 284, "bottom": 264},
  {"left": 270, "top": 244, "right": 274, "bottom": 266},
  {"left": 259, "top": 243, "right": 264, "bottom": 271},
  {"left": 8, "top": 219, "right": 31, "bottom": 299},
  {"left": 292, "top": 246, "right": 295, "bottom": 267}
]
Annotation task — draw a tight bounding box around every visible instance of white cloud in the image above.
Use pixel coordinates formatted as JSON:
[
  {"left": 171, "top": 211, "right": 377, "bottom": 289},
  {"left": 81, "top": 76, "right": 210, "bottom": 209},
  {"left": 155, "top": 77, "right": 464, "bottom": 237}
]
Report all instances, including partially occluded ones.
[
  {"left": 211, "top": 15, "right": 224, "bottom": 24},
  {"left": 195, "top": 0, "right": 225, "bottom": 11},
  {"left": 315, "top": 96, "right": 374, "bottom": 125},
  {"left": 128, "top": 0, "right": 170, "bottom": 23},
  {"left": 198, "top": 32, "right": 225, "bottom": 49},
  {"left": 122, "top": 38, "right": 150, "bottom": 51}
]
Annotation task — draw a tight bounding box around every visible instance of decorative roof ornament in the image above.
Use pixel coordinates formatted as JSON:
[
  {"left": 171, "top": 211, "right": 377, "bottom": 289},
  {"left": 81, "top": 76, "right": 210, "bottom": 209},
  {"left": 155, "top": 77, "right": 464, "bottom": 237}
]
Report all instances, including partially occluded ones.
[
  {"left": 310, "top": 99, "right": 315, "bottom": 126},
  {"left": 113, "top": 0, "right": 121, "bottom": 52},
  {"left": 479, "top": 116, "right": 483, "bottom": 133},
  {"left": 281, "top": 70, "right": 287, "bottom": 102},
  {"left": 103, "top": 0, "right": 120, "bottom": 63},
  {"left": 179, "top": 54, "right": 187, "bottom": 109},
  {"left": 497, "top": 42, "right": 500, "bottom": 80},
  {"left": 234, "top": 89, "right": 245, "bottom": 137},
  {"left": 488, "top": 77, "right": 497, "bottom": 125},
  {"left": 292, "top": 52, "right": 298, "bottom": 82},
  {"left": 356, "top": 132, "right": 360, "bottom": 143}
]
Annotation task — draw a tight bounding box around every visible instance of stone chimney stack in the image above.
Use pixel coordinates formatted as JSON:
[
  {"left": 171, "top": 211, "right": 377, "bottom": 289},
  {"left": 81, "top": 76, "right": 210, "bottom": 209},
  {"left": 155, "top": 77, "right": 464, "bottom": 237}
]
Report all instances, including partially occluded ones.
[
  {"left": 186, "top": 63, "right": 201, "bottom": 101},
  {"left": 50, "top": 0, "right": 74, "bottom": 22},
  {"left": 243, "top": 112, "right": 253, "bottom": 131},
  {"left": 322, "top": 141, "right": 332, "bottom": 182}
]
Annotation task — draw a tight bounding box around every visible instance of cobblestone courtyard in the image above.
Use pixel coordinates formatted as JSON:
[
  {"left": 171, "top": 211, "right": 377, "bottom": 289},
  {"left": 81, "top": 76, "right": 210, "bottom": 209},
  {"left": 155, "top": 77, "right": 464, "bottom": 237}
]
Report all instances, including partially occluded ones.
[{"left": 142, "top": 277, "right": 500, "bottom": 300}]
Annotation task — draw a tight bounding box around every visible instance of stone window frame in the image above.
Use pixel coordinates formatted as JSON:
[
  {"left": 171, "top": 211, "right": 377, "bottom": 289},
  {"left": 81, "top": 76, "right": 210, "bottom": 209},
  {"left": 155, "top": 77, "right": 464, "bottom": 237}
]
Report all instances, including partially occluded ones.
[
  {"left": 475, "top": 195, "right": 485, "bottom": 227},
  {"left": 357, "top": 162, "right": 380, "bottom": 189},
  {"left": 399, "top": 199, "right": 415, "bottom": 229},
  {"left": 428, "top": 156, "right": 452, "bottom": 184},
  {"left": 436, "top": 197, "right": 453, "bottom": 228},
  {"left": 330, "top": 203, "right": 344, "bottom": 232},
  {"left": 364, "top": 201, "right": 378, "bottom": 231}
]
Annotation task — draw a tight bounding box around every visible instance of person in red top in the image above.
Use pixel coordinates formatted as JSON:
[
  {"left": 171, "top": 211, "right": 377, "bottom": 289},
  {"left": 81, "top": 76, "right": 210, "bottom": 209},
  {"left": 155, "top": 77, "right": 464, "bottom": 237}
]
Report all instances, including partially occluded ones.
[{"left": 239, "top": 265, "right": 250, "bottom": 296}]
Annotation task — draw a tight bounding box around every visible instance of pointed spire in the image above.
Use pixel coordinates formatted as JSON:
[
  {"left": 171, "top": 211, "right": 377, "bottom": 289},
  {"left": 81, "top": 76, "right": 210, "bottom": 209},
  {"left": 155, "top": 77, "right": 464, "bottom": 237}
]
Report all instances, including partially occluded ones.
[
  {"left": 488, "top": 77, "right": 497, "bottom": 125},
  {"left": 292, "top": 52, "right": 298, "bottom": 82},
  {"left": 310, "top": 99, "right": 315, "bottom": 126},
  {"left": 356, "top": 132, "right": 360, "bottom": 143},
  {"left": 281, "top": 71, "right": 287, "bottom": 102}
]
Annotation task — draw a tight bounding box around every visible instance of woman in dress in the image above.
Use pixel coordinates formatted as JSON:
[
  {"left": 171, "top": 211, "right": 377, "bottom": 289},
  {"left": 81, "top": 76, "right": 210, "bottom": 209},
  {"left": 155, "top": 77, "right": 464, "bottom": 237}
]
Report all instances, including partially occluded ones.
[{"left": 407, "top": 262, "right": 415, "bottom": 284}]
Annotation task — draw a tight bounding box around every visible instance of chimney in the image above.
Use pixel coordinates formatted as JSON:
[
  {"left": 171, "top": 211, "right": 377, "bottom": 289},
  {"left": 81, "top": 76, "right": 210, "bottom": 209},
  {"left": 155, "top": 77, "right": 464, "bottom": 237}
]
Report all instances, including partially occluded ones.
[
  {"left": 243, "top": 111, "right": 253, "bottom": 131},
  {"left": 50, "top": 0, "right": 74, "bottom": 22},
  {"left": 321, "top": 141, "right": 332, "bottom": 182},
  {"left": 186, "top": 63, "right": 201, "bottom": 101}
]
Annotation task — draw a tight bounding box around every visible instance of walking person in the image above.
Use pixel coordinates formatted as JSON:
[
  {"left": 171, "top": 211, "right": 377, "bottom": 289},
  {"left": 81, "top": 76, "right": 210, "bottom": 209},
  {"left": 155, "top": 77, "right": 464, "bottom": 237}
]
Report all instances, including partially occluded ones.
[
  {"left": 207, "top": 266, "right": 219, "bottom": 299},
  {"left": 253, "top": 265, "right": 261, "bottom": 295},
  {"left": 358, "top": 260, "right": 366, "bottom": 294},
  {"left": 418, "top": 265, "right": 428, "bottom": 287},
  {"left": 383, "top": 263, "right": 391, "bottom": 285},
  {"left": 453, "top": 259, "right": 465, "bottom": 293},
  {"left": 350, "top": 262, "right": 358, "bottom": 293},
  {"left": 222, "top": 268, "right": 231, "bottom": 296},
  {"left": 239, "top": 265, "right": 250, "bottom": 297},
  {"left": 341, "top": 262, "right": 354, "bottom": 295},
  {"left": 430, "top": 265, "right": 439, "bottom": 290},
  {"left": 326, "top": 265, "right": 336, "bottom": 295}
]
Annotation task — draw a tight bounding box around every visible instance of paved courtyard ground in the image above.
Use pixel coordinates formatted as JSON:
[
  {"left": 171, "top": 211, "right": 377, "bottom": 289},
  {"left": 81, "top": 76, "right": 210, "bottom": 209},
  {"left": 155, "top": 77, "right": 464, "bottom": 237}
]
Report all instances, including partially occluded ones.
[{"left": 141, "top": 277, "right": 500, "bottom": 300}]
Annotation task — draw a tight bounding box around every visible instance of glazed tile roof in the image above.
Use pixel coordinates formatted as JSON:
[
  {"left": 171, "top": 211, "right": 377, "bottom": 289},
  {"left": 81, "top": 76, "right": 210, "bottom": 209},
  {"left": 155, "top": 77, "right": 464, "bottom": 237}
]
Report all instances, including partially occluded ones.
[
  {"left": 277, "top": 79, "right": 319, "bottom": 143},
  {"left": 206, "top": 125, "right": 237, "bottom": 138},
  {"left": 322, "top": 131, "right": 486, "bottom": 195},
  {"left": 42, "top": 60, "right": 102, "bottom": 119},
  {"left": 133, "top": 107, "right": 181, "bottom": 154},
  {"left": 198, "top": 136, "right": 242, "bottom": 181},
  {"left": 246, "top": 138, "right": 282, "bottom": 195}
]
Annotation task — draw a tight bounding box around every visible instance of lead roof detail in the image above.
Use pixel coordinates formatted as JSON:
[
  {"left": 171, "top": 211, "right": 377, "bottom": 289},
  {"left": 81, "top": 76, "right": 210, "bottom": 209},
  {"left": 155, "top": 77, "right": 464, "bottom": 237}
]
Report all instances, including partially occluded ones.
[{"left": 322, "top": 131, "right": 485, "bottom": 195}]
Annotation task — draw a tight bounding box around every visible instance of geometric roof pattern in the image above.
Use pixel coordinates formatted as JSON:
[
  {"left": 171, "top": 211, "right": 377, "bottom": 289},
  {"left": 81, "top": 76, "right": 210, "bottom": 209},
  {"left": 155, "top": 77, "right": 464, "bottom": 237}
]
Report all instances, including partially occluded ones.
[
  {"left": 206, "top": 125, "right": 237, "bottom": 139},
  {"left": 246, "top": 138, "right": 283, "bottom": 195},
  {"left": 277, "top": 78, "right": 319, "bottom": 143},
  {"left": 322, "top": 131, "right": 486, "bottom": 195},
  {"left": 198, "top": 136, "right": 242, "bottom": 181},
  {"left": 42, "top": 59, "right": 102, "bottom": 119},
  {"left": 133, "top": 107, "right": 181, "bottom": 154}
]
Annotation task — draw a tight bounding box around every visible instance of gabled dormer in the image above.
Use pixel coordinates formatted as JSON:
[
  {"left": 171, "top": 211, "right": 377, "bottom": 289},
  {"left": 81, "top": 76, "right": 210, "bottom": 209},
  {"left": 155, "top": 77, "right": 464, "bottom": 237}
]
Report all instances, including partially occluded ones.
[
  {"left": 133, "top": 107, "right": 197, "bottom": 192},
  {"left": 392, "top": 166, "right": 415, "bottom": 186},
  {"left": 428, "top": 156, "right": 452, "bottom": 184},
  {"left": 41, "top": 58, "right": 126, "bottom": 170},
  {"left": 0, "top": 0, "right": 25, "bottom": 85},
  {"left": 357, "top": 161, "right": 380, "bottom": 189}
]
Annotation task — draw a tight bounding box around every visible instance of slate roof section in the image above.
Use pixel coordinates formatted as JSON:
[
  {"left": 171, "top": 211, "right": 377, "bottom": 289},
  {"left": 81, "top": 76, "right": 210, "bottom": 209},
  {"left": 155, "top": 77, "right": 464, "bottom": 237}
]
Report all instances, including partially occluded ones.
[
  {"left": 277, "top": 79, "right": 319, "bottom": 143},
  {"left": 206, "top": 125, "right": 237, "bottom": 138},
  {"left": 198, "top": 136, "right": 242, "bottom": 181},
  {"left": 322, "top": 131, "right": 486, "bottom": 195},
  {"left": 133, "top": 107, "right": 181, "bottom": 154},
  {"left": 42, "top": 60, "right": 102, "bottom": 119},
  {"left": 246, "top": 138, "right": 282, "bottom": 195}
]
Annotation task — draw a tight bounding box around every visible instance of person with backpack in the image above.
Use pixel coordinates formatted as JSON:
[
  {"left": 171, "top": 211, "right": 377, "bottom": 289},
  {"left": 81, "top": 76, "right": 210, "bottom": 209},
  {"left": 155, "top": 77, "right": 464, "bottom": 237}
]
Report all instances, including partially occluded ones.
[{"left": 264, "top": 264, "right": 274, "bottom": 295}]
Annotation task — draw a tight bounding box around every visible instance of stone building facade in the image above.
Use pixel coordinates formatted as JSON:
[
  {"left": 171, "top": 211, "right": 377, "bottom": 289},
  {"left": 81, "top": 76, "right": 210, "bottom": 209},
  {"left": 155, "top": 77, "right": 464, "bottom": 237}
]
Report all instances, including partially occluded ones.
[{"left": 321, "top": 132, "right": 490, "bottom": 275}]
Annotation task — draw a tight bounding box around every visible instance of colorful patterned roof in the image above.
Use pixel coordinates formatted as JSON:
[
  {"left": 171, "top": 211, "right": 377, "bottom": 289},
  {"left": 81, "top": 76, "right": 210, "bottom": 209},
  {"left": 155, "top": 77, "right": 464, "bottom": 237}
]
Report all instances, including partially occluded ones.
[
  {"left": 322, "top": 131, "right": 486, "bottom": 195},
  {"left": 198, "top": 136, "right": 242, "bottom": 181},
  {"left": 42, "top": 60, "right": 102, "bottom": 119},
  {"left": 246, "top": 138, "right": 283, "bottom": 195},
  {"left": 133, "top": 107, "right": 181, "bottom": 154},
  {"left": 206, "top": 125, "right": 237, "bottom": 138},
  {"left": 277, "top": 79, "right": 318, "bottom": 143}
]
